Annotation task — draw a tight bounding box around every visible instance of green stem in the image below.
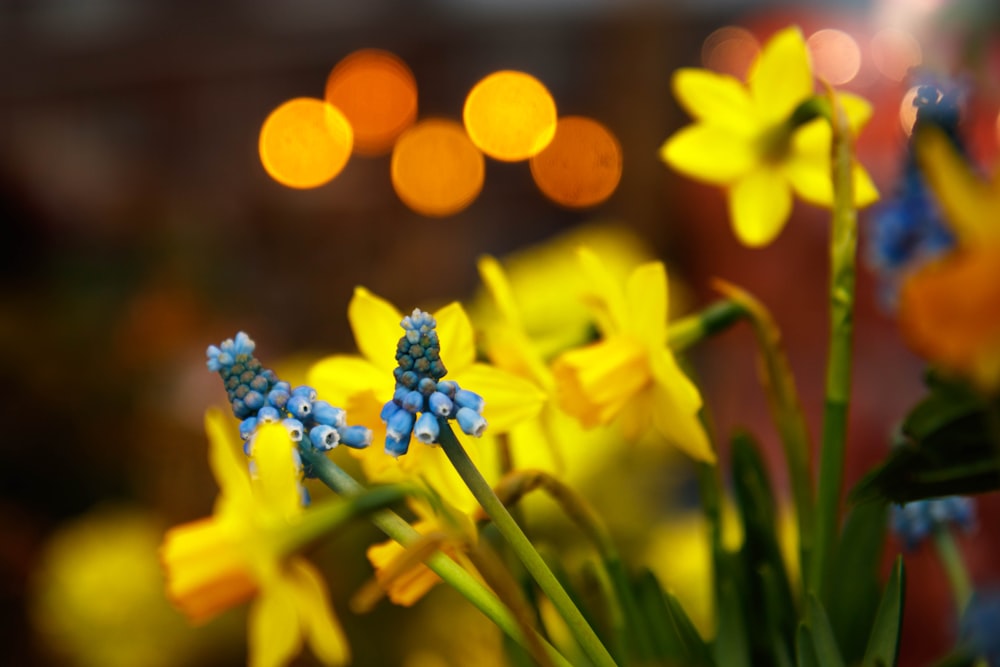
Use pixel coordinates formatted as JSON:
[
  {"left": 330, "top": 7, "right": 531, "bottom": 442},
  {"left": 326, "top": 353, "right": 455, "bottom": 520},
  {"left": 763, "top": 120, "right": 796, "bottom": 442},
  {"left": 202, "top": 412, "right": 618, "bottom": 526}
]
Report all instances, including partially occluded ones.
[
  {"left": 301, "top": 449, "right": 575, "bottom": 667},
  {"left": 437, "top": 421, "right": 619, "bottom": 667},
  {"left": 932, "top": 526, "right": 973, "bottom": 614},
  {"left": 809, "top": 89, "right": 858, "bottom": 600},
  {"left": 668, "top": 298, "right": 746, "bottom": 351}
]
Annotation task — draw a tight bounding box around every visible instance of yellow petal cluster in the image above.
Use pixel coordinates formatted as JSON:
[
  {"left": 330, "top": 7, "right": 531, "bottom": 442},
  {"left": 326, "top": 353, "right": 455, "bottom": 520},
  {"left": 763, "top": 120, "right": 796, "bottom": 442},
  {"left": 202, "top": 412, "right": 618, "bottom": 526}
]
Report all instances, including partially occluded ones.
[
  {"left": 161, "top": 412, "right": 349, "bottom": 667},
  {"left": 552, "top": 248, "right": 715, "bottom": 462},
  {"left": 899, "top": 129, "right": 1000, "bottom": 389},
  {"left": 660, "top": 26, "right": 878, "bottom": 247}
]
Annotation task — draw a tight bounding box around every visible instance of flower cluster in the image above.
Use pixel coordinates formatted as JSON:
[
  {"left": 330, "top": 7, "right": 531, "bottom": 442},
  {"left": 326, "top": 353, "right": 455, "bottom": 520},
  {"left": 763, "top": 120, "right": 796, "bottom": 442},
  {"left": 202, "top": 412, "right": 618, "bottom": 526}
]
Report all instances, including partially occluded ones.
[
  {"left": 380, "top": 309, "right": 487, "bottom": 457},
  {"left": 207, "top": 332, "right": 372, "bottom": 458},
  {"left": 889, "top": 496, "right": 975, "bottom": 551}
]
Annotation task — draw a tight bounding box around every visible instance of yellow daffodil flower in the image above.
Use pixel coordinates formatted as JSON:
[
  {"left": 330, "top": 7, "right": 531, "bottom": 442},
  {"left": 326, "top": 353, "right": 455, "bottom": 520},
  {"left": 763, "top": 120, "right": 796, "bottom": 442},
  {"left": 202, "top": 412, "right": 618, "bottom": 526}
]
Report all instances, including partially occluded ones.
[
  {"left": 899, "top": 129, "right": 1000, "bottom": 389},
  {"left": 468, "top": 223, "right": 655, "bottom": 358},
  {"left": 660, "top": 26, "right": 878, "bottom": 247},
  {"left": 308, "top": 287, "right": 545, "bottom": 513},
  {"left": 476, "top": 254, "right": 618, "bottom": 481},
  {"left": 161, "top": 411, "right": 349, "bottom": 667},
  {"left": 364, "top": 505, "right": 479, "bottom": 607},
  {"left": 551, "top": 248, "right": 715, "bottom": 462}
]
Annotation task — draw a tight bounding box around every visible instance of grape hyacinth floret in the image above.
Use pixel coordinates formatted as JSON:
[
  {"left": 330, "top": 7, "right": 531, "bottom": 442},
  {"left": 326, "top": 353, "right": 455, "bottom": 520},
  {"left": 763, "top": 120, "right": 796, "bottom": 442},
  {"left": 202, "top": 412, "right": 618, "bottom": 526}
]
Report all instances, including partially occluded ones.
[
  {"left": 380, "top": 309, "right": 487, "bottom": 457},
  {"left": 207, "top": 332, "right": 372, "bottom": 470},
  {"left": 889, "top": 495, "right": 975, "bottom": 551}
]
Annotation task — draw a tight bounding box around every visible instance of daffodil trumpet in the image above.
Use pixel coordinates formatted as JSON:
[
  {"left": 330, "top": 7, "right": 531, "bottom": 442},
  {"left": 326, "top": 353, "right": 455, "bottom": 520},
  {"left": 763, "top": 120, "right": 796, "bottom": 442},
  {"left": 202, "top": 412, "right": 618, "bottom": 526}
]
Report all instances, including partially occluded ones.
[
  {"left": 298, "top": 445, "right": 577, "bottom": 667},
  {"left": 435, "top": 418, "right": 620, "bottom": 667}
]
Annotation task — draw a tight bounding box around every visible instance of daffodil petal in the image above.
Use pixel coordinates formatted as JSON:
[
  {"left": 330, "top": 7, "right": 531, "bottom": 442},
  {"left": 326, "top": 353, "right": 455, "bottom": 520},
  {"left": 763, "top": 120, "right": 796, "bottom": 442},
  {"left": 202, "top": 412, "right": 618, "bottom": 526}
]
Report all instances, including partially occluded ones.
[
  {"left": 288, "top": 559, "right": 350, "bottom": 666},
  {"left": 251, "top": 423, "right": 302, "bottom": 520},
  {"left": 791, "top": 118, "right": 831, "bottom": 157},
  {"left": 650, "top": 355, "right": 715, "bottom": 463},
  {"left": 852, "top": 162, "right": 880, "bottom": 208},
  {"left": 454, "top": 362, "right": 546, "bottom": 432},
  {"left": 750, "top": 26, "right": 813, "bottom": 123},
  {"left": 625, "top": 261, "right": 668, "bottom": 346},
  {"left": 728, "top": 168, "right": 792, "bottom": 247},
  {"left": 576, "top": 247, "right": 628, "bottom": 336},
  {"left": 206, "top": 408, "right": 252, "bottom": 503},
  {"left": 671, "top": 68, "right": 758, "bottom": 134},
  {"left": 349, "top": 287, "right": 403, "bottom": 373},
  {"left": 434, "top": 302, "right": 476, "bottom": 371},
  {"left": 307, "top": 355, "right": 387, "bottom": 407},
  {"left": 478, "top": 255, "right": 522, "bottom": 328},
  {"left": 837, "top": 92, "right": 873, "bottom": 135},
  {"left": 783, "top": 151, "right": 833, "bottom": 206},
  {"left": 916, "top": 128, "right": 999, "bottom": 243},
  {"left": 660, "top": 125, "right": 756, "bottom": 185},
  {"left": 249, "top": 584, "right": 301, "bottom": 667}
]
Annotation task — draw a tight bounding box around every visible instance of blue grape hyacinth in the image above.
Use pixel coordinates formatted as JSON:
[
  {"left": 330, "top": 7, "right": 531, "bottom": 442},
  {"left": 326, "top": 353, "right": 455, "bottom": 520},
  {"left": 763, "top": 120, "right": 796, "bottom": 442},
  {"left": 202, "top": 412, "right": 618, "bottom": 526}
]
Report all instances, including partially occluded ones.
[
  {"left": 868, "top": 74, "right": 966, "bottom": 306},
  {"left": 207, "top": 332, "right": 372, "bottom": 469},
  {"left": 889, "top": 495, "right": 975, "bottom": 551},
  {"left": 380, "top": 309, "right": 487, "bottom": 457}
]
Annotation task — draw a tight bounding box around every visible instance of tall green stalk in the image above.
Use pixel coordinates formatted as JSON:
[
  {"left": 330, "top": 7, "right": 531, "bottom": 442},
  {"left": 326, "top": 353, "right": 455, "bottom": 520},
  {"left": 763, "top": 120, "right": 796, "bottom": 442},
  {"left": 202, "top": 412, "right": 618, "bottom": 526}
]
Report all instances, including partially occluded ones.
[
  {"left": 300, "top": 448, "right": 575, "bottom": 667},
  {"left": 436, "top": 421, "right": 620, "bottom": 667},
  {"left": 809, "top": 89, "right": 858, "bottom": 600}
]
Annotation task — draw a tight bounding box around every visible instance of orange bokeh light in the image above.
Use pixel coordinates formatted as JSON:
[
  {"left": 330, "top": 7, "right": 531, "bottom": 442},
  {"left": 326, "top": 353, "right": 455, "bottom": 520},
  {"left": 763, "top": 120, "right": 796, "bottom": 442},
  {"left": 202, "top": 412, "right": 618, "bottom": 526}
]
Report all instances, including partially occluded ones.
[
  {"left": 325, "top": 49, "right": 418, "bottom": 156},
  {"left": 529, "top": 116, "right": 622, "bottom": 209},
  {"left": 463, "top": 70, "right": 557, "bottom": 162},
  {"left": 808, "top": 29, "right": 861, "bottom": 85},
  {"left": 871, "top": 28, "right": 922, "bottom": 82},
  {"left": 391, "top": 119, "right": 485, "bottom": 217},
  {"left": 258, "top": 97, "right": 353, "bottom": 189},
  {"left": 899, "top": 85, "right": 933, "bottom": 136},
  {"left": 701, "top": 26, "right": 760, "bottom": 80}
]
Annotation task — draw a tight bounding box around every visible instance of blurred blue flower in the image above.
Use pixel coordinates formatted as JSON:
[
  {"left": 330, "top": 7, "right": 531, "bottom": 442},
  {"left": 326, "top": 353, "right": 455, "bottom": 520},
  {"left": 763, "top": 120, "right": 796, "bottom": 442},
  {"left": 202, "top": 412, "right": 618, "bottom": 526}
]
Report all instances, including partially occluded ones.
[
  {"left": 889, "top": 495, "right": 975, "bottom": 551},
  {"left": 961, "top": 589, "right": 1000, "bottom": 666},
  {"left": 868, "top": 74, "right": 968, "bottom": 306}
]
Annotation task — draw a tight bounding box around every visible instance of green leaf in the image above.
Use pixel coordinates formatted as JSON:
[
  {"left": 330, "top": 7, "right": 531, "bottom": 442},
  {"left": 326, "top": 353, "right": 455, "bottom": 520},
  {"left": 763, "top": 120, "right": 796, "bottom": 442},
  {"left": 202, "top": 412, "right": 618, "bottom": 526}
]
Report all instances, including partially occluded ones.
[
  {"left": 797, "top": 624, "right": 820, "bottom": 667},
  {"left": 825, "top": 501, "right": 886, "bottom": 662},
  {"left": 730, "top": 432, "right": 798, "bottom": 653},
  {"left": 862, "top": 556, "right": 906, "bottom": 667},
  {"left": 713, "top": 576, "right": 751, "bottom": 667},
  {"left": 633, "top": 568, "right": 713, "bottom": 665},
  {"left": 805, "top": 595, "right": 846, "bottom": 667},
  {"left": 850, "top": 376, "right": 1000, "bottom": 504}
]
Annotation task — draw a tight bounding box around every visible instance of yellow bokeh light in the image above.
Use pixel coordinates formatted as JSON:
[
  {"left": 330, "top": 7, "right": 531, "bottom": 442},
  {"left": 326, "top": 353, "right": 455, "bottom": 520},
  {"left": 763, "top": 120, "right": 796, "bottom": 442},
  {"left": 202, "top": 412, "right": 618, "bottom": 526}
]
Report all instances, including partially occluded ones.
[
  {"left": 391, "top": 118, "right": 485, "bottom": 217},
  {"left": 258, "top": 97, "right": 353, "bottom": 189},
  {"left": 871, "top": 28, "right": 922, "bottom": 82},
  {"left": 701, "top": 26, "right": 760, "bottom": 80},
  {"left": 808, "top": 29, "right": 861, "bottom": 85},
  {"left": 530, "top": 116, "right": 622, "bottom": 209},
  {"left": 463, "top": 70, "right": 557, "bottom": 162},
  {"left": 325, "top": 49, "right": 418, "bottom": 156}
]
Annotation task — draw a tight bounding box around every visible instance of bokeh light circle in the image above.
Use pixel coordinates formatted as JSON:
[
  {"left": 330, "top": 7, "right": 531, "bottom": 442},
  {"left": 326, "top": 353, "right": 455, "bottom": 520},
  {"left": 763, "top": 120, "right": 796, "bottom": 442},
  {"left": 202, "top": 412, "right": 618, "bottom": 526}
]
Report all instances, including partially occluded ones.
[
  {"left": 807, "top": 29, "right": 861, "bottom": 85},
  {"left": 463, "top": 70, "right": 557, "bottom": 162},
  {"left": 871, "top": 28, "right": 922, "bottom": 82},
  {"left": 701, "top": 26, "right": 760, "bottom": 80},
  {"left": 325, "top": 49, "right": 418, "bottom": 156},
  {"left": 258, "top": 97, "right": 353, "bottom": 189},
  {"left": 899, "top": 85, "right": 940, "bottom": 136},
  {"left": 530, "top": 116, "right": 622, "bottom": 209},
  {"left": 391, "top": 118, "right": 485, "bottom": 217}
]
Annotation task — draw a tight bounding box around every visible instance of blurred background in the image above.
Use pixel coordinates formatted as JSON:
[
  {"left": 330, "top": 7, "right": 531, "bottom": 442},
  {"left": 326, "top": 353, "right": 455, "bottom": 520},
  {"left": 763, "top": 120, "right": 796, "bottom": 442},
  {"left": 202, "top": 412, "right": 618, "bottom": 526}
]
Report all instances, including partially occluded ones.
[{"left": 2, "top": 1, "right": 1000, "bottom": 665}]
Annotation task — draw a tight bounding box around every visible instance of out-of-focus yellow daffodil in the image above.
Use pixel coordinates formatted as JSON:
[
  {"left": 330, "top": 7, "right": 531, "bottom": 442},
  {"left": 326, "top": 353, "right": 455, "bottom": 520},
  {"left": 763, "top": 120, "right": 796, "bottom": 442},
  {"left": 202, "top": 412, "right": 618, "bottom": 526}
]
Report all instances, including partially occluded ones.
[
  {"left": 364, "top": 504, "right": 479, "bottom": 607},
  {"left": 660, "top": 26, "right": 878, "bottom": 247},
  {"left": 900, "top": 129, "right": 1000, "bottom": 389},
  {"left": 552, "top": 248, "right": 715, "bottom": 462},
  {"left": 161, "top": 411, "right": 349, "bottom": 667},
  {"left": 308, "top": 287, "right": 545, "bottom": 513},
  {"left": 468, "top": 223, "right": 655, "bottom": 358}
]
